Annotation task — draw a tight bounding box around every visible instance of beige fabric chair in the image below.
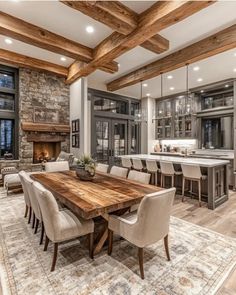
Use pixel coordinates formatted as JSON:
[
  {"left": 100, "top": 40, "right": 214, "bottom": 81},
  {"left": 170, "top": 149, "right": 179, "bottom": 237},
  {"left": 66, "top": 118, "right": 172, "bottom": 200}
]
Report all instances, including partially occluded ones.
[
  {"left": 121, "top": 157, "right": 132, "bottom": 170},
  {"left": 19, "top": 171, "right": 31, "bottom": 223},
  {"left": 96, "top": 163, "right": 109, "bottom": 173},
  {"left": 110, "top": 166, "right": 128, "bottom": 178},
  {"left": 4, "top": 173, "right": 22, "bottom": 195},
  {"left": 128, "top": 170, "right": 151, "bottom": 184},
  {"left": 181, "top": 164, "right": 207, "bottom": 207},
  {"left": 33, "top": 182, "right": 94, "bottom": 271},
  {"left": 146, "top": 160, "right": 160, "bottom": 185},
  {"left": 44, "top": 161, "right": 69, "bottom": 172},
  {"left": 132, "top": 158, "right": 143, "bottom": 171},
  {"left": 108, "top": 187, "right": 176, "bottom": 279},
  {"left": 160, "top": 161, "right": 182, "bottom": 188},
  {"left": 56, "top": 151, "right": 74, "bottom": 166}
]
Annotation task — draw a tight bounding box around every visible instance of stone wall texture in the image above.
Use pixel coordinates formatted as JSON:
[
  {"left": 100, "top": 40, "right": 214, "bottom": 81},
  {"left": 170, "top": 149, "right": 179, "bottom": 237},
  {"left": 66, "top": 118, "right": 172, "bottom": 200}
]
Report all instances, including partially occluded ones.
[{"left": 18, "top": 68, "right": 70, "bottom": 170}]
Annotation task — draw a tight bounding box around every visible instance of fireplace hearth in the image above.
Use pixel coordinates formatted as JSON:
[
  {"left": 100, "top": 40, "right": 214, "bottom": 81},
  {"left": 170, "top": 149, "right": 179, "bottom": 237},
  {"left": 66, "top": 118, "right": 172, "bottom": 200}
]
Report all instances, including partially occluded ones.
[{"left": 33, "top": 142, "right": 61, "bottom": 163}]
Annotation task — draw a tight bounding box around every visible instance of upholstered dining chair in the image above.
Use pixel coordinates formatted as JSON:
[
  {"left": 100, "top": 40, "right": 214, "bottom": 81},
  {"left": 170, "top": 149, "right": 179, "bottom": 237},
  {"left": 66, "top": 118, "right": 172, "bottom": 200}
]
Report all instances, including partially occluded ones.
[
  {"left": 19, "top": 171, "right": 32, "bottom": 223},
  {"left": 33, "top": 181, "right": 94, "bottom": 271},
  {"left": 44, "top": 161, "right": 69, "bottom": 172},
  {"left": 96, "top": 163, "right": 109, "bottom": 173},
  {"left": 108, "top": 187, "right": 176, "bottom": 279},
  {"left": 128, "top": 170, "right": 151, "bottom": 184},
  {"left": 110, "top": 166, "right": 128, "bottom": 178}
]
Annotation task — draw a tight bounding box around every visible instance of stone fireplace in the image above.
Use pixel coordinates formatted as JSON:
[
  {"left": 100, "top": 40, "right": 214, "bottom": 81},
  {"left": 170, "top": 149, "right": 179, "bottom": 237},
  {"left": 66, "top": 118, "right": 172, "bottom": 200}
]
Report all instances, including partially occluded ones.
[{"left": 33, "top": 142, "right": 61, "bottom": 163}]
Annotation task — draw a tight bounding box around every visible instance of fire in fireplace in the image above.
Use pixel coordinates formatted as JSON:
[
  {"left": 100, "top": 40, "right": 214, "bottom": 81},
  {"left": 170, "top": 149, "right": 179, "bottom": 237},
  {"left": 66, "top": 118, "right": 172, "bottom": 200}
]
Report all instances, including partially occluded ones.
[{"left": 33, "top": 142, "right": 61, "bottom": 163}]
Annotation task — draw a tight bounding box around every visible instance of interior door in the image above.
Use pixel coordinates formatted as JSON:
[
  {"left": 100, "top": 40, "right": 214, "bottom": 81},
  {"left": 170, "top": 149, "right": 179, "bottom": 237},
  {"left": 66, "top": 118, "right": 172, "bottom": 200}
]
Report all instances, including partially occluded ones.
[{"left": 111, "top": 120, "right": 128, "bottom": 166}]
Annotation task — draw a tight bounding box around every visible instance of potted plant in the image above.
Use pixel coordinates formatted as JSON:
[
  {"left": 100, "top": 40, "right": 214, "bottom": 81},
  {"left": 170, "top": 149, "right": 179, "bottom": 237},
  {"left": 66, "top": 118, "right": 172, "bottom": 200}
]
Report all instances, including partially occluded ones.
[{"left": 75, "top": 154, "right": 97, "bottom": 181}]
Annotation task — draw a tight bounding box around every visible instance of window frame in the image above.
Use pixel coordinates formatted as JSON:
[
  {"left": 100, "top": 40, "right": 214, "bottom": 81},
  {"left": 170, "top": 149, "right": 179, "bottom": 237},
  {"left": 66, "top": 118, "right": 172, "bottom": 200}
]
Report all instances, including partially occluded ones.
[{"left": 0, "top": 65, "right": 19, "bottom": 159}]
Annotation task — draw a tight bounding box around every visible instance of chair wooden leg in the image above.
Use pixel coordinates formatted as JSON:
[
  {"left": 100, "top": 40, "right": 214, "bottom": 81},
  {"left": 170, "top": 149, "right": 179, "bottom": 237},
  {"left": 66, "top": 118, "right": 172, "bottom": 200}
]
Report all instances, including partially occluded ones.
[
  {"left": 198, "top": 180, "right": 201, "bottom": 207},
  {"left": 182, "top": 177, "right": 185, "bottom": 202},
  {"left": 51, "top": 243, "right": 58, "bottom": 272},
  {"left": 88, "top": 233, "right": 94, "bottom": 259},
  {"left": 40, "top": 222, "right": 44, "bottom": 245},
  {"left": 24, "top": 205, "right": 28, "bottom": 218},
  {"left": 138, "top": 247, "right": 144, "bottom": 279},
  {"left": 108, "top": 229, "right": 113, "bottom": 256},
  {"left": 32, "top": 213, "right": 35, "bottom": 229},
  {"left": 34, "top": 219, "right": 39, "bottom": 234},
  {"left": 44, "top": 235, "right": 49, "bottom": 251},
  {"left": 164, "top": 235, "right": 170, "bottom": 261},
  {"left": 28, "top": 207, "right": 32, "bottom": 224}
]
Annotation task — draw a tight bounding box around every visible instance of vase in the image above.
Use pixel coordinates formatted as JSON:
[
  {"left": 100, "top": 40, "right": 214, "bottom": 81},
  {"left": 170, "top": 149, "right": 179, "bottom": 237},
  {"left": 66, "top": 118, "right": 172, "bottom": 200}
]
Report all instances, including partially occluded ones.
[{"left": 75, "top": 167, "right": 95, "bottom": 181}]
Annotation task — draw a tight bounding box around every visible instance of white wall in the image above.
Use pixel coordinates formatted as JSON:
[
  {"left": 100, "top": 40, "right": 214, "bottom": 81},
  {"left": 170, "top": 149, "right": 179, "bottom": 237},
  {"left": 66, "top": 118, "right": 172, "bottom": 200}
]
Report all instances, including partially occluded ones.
[{"left": 70, "top": 77, "right": 91, "bottom": 157}]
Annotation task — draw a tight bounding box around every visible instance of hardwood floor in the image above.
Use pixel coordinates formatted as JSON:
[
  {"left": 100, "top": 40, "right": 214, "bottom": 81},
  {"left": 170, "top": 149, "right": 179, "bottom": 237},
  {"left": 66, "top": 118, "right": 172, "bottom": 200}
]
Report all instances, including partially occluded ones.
[{"left": 172, "top": 191, "right": 236, "bottom": 294}]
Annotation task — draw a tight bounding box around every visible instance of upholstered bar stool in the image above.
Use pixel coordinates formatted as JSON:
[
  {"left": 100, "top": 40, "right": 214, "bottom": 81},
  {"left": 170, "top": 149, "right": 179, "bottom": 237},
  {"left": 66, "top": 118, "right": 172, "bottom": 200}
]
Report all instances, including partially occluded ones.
[
  {"left": 160, "top": 161, "right": 182, "bottom": 188},
  {"left": 146, "top": 160, "right": 159, "bottom": 185},
  {"left": 132, "top": 158, "right": 143, "bottom": 171},
  {"left": 96, "top": 163, "right": 109, "bottom": 173},
  {"left": 121, "top": 157, "right": 133, "bottom": 170},
  {"left": 181, "top": 164, "right": 207, "bottom": 207}
]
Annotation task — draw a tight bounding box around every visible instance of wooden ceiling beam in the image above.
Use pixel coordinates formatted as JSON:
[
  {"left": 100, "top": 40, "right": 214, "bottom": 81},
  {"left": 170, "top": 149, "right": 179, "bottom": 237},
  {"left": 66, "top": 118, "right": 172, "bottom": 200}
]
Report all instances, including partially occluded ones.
[
  {"left": 66, "top": 1, "right": 215, "bottom": 84},
  {"left": 107, "top": 24, "right": 236, "bottom": 91},
  {"left": 0, "top": 11, "right": 118, "bottom": 74},
  {"left": 61, "top": 0, "right": 169, "bottom": 54},
  {"left": 0, "top": 48, "right": 68, "bottom": 77}
]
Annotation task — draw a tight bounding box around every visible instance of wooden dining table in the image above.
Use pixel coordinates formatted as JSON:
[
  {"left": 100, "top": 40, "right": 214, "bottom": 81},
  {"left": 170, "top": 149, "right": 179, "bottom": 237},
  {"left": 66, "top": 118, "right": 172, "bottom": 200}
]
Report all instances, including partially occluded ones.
[{"left": 31, "top": 170, "right": 163, "bottom": 254}]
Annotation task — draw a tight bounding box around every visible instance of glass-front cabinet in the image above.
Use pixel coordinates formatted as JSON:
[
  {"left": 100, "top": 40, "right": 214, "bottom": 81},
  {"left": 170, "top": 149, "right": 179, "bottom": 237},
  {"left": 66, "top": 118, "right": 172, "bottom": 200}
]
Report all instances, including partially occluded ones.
[{"left": 155, "top": 94, "right": 196, "bottom": 139}]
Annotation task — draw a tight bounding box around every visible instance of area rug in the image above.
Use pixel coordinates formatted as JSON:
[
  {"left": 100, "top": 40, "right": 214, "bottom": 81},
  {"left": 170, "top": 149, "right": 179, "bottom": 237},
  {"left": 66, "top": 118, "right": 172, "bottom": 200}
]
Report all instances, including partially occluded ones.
[{"left": 0, "top": 190, "right": 236, "bottom": 295}]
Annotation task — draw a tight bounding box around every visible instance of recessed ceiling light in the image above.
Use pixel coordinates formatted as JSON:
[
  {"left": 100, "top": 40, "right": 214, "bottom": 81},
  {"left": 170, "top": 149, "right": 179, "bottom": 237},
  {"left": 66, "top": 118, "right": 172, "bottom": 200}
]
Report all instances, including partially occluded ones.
[
  {"left": 170, "top": 87, "right": 175, "bottom": 91},
  {"left": 167, "top": 75, "right": 173, "bottom": 79},
  {"left": 234, "top": 52, "right": 236, "bottom": 57},
  {"left": 225, "top": 84, "right": 229, "bottom": 88},
  {"left": 5, "top": 38, "right": 12, "bottom": 44},
  {"left": 117, "top": 63, "right": 120, "bottom": 68},
  {"left": 178, "top": 95, "right": 184, "bottom": 98},
  {"left": 86, "top": 26, "right": 94, "bottom": 33},
  {"left": 60, "top": 56, "right": 66, "bottom": 62},
  {"left": 200, "top": 90, "right": 204, "bottom": 93},
  {"left": 143, "top": 83, "right": 148, "bottom": 87},
  {"left": 3, "top": 74, "right": 7, "bottom": 77},
  {"left": 197, "top": 78, "right": 203, "bottom": 82},
  {"left": 233, "top": 68, "right": 236, "bottom": 72},
  {"left": 193, "top": 66, "right": 200, "bottom": 71},
  {"left": 146, "top": 93, "right": 150, "bottom": 97}
]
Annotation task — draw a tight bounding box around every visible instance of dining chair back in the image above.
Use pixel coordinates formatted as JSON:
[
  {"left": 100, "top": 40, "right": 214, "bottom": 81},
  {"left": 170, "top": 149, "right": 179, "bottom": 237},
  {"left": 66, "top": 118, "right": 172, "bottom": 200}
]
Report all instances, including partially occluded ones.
[
  {"left": 19, "top": 171, "right": 31, "bottom": 220},
  {"left": 110, "top": 166, "right": 128, "bottom": 178},
  {"left": 96, "top": 163, "right": 109, "bottom": 173},
  {"left": 121, "top": 157, "right": 132, "bottom": 169},
  {"left": 44, "top": 161, "right": 69, "bottom": 172},
  {"left": 132, "top": 158, "right": 143, "bottom": 171},
  {"left": 128, "top": 170, "right": 151, "bottom": 184}
]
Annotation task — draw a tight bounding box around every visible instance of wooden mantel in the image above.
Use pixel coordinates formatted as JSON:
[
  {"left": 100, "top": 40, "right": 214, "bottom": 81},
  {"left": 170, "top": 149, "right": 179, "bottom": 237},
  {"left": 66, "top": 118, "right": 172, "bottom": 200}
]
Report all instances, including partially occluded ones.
[{"left": 21, "top": 122, "right": 70, "bottom": 133}]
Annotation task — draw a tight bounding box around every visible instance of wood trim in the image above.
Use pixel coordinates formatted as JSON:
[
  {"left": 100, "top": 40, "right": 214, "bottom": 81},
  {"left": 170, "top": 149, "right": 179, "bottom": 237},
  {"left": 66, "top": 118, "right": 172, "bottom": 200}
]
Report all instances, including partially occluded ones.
[
  {"left": 107, "top": 24, "right": 236, "bottom": 91},
  {"left": 21, "top": 122, "right": 70, "bottom": 133},
  {"left": 0, "top": 48, "right": 68, "bottom": 77},
  {"left": 66, "top": 1, "right": 214, "bottom": 84},
  {"left": 61, "top": 0, "right": 169, "bottom": 54},
  {"left": 0, "top": 11, "right": 118, "bottom": 74},
  {"left": 26, "top": 134, "right": 67, "bottom": 142}
]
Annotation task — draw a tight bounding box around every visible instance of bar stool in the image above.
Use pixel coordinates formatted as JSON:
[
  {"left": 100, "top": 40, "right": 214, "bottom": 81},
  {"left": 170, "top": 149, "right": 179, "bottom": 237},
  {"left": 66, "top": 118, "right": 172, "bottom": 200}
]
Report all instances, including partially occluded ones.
[
  {"left": 160, "top": 161, "right": 182, "bottom": 188},
  {"left": 181, "top": 164, "right": 207, "bottom": 207},
  {"left": 121, "top": 157, "right": 133, "bottom": 170},
  {"left": 146, "top": 160, "right": 160, "bottom": 185},
  {"left": 132, "top": 158, "right": 143, "bottom": 171}
]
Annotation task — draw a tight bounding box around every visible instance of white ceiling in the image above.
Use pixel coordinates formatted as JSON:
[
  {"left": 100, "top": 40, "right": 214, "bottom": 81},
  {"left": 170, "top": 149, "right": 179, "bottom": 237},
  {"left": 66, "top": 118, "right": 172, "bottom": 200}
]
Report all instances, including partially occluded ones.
[{"left": 0, "top": 0, "right": 235, "bottom": 98}]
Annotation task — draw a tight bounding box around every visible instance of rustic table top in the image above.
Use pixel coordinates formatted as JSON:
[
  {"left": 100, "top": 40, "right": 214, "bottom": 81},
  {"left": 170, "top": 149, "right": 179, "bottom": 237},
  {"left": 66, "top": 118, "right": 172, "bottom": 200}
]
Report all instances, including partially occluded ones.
[{"left": 31, "top": 171, "right": 162, "bottom": 219}]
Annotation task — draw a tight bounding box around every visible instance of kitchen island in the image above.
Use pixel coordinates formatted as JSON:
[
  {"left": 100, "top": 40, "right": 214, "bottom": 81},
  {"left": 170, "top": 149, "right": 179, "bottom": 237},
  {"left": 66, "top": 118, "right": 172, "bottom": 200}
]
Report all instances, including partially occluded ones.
[{"left": 122, "top": 154, "right": 230, "bottom": 210}]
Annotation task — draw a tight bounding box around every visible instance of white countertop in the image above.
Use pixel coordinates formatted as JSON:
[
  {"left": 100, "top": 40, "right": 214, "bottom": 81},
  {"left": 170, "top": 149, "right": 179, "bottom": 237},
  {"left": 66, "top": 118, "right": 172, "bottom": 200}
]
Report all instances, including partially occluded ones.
[{"left": 122, "top": 154, "right": 230, "bottom": 168}]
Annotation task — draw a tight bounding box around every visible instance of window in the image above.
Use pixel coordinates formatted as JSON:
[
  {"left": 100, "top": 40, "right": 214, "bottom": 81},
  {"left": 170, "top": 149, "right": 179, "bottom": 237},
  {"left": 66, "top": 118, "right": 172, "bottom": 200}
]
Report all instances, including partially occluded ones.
[
  {"left": 0, "top": 65, "right": 18, "bottom": 159},
  {"left": 94, "top": 97, "right": 128, "bottom": 114}
]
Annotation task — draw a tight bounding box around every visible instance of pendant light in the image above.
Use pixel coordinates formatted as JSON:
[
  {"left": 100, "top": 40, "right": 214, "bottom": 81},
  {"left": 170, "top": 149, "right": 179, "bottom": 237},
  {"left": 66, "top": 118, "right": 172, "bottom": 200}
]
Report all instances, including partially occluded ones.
[
  {"left": 134, "top": 81, "right": 147, "bottom": 123},
  {"left": 185, "top": 63, "right": 191, "bottom": 114}
]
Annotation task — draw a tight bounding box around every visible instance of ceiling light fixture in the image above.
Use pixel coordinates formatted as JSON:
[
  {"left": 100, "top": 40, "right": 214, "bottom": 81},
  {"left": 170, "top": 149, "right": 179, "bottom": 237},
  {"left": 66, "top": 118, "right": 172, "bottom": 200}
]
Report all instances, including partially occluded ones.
[
  {"left": 169, "top": 87, "right": 175, "bottom": 91},
  {"left": 3, "top": 74, "right": 7, "bottom": 77},
  {"left": 193, "top": 66, "right": 200, "bottom": 71},
  {"left": 234, "top": 52, "right": 236, "bottom": 57},
  {"left": 60, "top": 57, "right": 66, "bottom": 62},
  {"left": 197, "top": 78, "right": 203, "bottom": 82},
  {"left": 233, "top": 68, "right": 236, "bottom": 72},
  {"left": 143, "top": 83, "right": 148, "bottom": 87},
  {"left": 117, "top": 63, "right": 120, "bottom": 68},
  {"left": 146, "top": 93, "right": 150, "bottom": 97},
  {"left": 200, "top": 90, "right": 204, "bottom": 93},
  {"left": 86, "top": 26, "right": 94, "bottom": 33},
  {"left": 5, "top": 38, "right": 13, "bottom": 44},
  {"left": 225, "top": 84, "right": 229, "bottom": 88},
  {"left": 167, "top": 75, "right": 173, "bottom": 79}
]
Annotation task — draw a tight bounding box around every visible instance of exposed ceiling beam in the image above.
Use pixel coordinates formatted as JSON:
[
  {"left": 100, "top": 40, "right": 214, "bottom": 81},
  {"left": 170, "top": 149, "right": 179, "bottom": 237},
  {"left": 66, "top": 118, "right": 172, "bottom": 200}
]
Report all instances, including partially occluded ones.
[
  {"left": 107, "top": 24, "right": 236, "bottom": 91},
  {"left": 61, "top": 0, "right": 169, "bottom": 54},
  {"left": 0, "top": 48, "right": 68, "bottom": 77},
  {"left": 0, "top": 11, "right": 118, "bottom": 74},
  {"left": 66, "top": 1, "right": 215, "bottom": 84}
]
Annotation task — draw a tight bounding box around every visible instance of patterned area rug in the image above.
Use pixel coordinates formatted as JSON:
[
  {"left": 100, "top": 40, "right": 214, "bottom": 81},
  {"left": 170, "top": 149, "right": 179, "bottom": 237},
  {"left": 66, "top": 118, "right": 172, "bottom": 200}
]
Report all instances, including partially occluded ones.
[{"left": 0, "top": 190, "right": 236, "bottom": 295}]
